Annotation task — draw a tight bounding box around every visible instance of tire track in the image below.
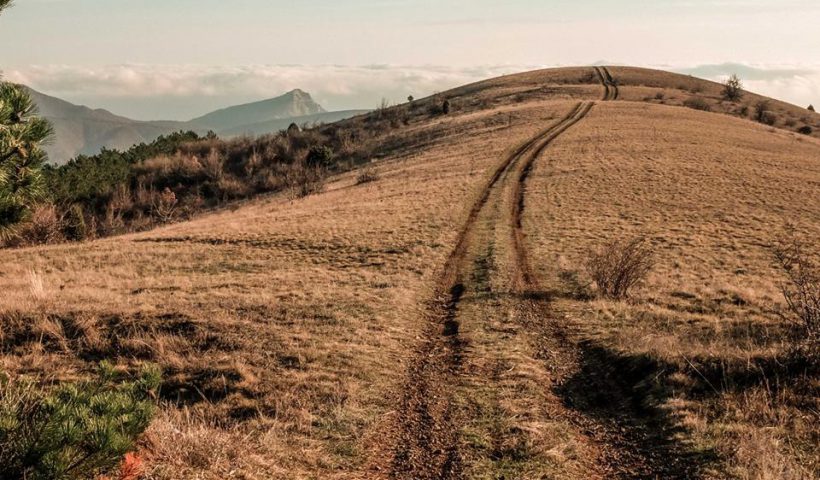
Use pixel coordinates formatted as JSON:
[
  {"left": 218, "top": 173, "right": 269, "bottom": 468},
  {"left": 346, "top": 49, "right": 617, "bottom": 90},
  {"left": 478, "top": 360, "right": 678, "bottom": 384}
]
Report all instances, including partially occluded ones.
[
  {"left": 512, "top": 70, "right": 708, "bottom": 479},
  {"left": 385, "top": 101, "right": 594, "bottom": 479},
  {"left": 510, "top": 102, "right": 594, "bottom": 293},
  {"left": 594, "top": 66, "right": 619, "bottom": 101},
  {"left": 602, "top": 67, "right": 620, "bottom": 100}
]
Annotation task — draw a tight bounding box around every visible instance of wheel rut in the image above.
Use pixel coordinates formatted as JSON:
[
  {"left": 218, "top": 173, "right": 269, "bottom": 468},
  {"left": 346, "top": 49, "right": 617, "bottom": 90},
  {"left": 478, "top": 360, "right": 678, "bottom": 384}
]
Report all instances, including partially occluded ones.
[
  {"left": 384, "top": 101, "right": 594, "bottom": 479},
  {"left": 594, "top": 66, "right": 619, "bottom": 101},
  {"left": 512, "top": 68, "right": 711, "bottom": 478}
]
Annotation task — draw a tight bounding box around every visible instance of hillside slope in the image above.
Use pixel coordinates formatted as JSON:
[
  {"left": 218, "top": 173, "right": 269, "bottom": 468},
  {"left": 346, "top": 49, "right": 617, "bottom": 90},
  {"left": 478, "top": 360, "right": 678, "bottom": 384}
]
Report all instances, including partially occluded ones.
[
  {"left": 218, "top": 109, "right": 370, "bottom": 137},
  {"left": 29, "top": 87, "right": 363, "bottom": 164},
  {"left": 28, "top": 88, "right": 186, "bottom": 162},
  {"left": 3, "top": 67, "right": 819, "bottom": 479}
]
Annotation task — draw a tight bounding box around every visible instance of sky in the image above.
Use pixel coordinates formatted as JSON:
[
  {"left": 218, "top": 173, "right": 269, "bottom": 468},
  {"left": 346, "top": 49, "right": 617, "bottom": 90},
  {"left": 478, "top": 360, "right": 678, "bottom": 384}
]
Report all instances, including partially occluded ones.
[{"left": 2, "top": 0, "right": 819, "bottom": 120}]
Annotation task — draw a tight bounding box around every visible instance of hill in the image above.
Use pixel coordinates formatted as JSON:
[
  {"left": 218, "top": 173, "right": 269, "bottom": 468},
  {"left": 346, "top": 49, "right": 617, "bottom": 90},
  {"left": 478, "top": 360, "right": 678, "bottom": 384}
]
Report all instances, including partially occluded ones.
[
  {"left": 188, "top": 88, "right": 326, "bottom": 130},
  {"left": 218, "top": 109, "right": 370, "bottom": 137},
  {"left": 2, "top": 66, "right": 819, "bottom": 479},
  {"left": 28, "top": 87, "right": 365, "bottom": 164},
  {"left": 28, "top": 88, "right": 187, "bottom": 162}
]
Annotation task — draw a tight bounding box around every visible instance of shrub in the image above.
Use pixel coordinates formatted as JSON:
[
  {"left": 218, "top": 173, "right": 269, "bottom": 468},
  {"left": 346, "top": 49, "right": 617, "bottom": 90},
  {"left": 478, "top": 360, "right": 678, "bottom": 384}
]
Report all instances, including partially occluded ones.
[
  {"left": 683, "top": 96, "right": 711, "bottom": 112},
  {"left": 355, "top": 168, "right": 379, "bottom": 185},
  {"left": 442, "top": 99, "right": 451, "bottom": 115},
  {"left": 585, "top": 236, "right": 655, "bottom": 298},
  {"left": 151, "top": 188, "right": 178, "bottom": 223},
  {"left": 0, "top": 362, "right": 160, "bottom": 480},
  {"left": 754, "top": 101, "right": 771, "bottom": 122},
  {"left": 773, "top": 230, "right": 819, "bottom": 346},
  {"left": 722, "top": 74, "right": 744, "bottom": 102},
  {"left": 760, "top": 111, "right": 778, "bottom": 126},
  {"left": 62, "top": 204, "right": 88, "bottom": 241},
  {"left": 306, "top": 145, "right": 334, "bottom": 168},
  {"left": 798, "top": 126, "right": 813, "bottom": 135},
  {"left": 809, "top": 104, "right": 815, "bottom": 112},
  {"left": 15, "top": 203, "right": 64, "bottom": 245},
  {"left": 286, "top": 163, "right": 325, "bottom": 199},
  {"left": 199, "top": 148, "right": 225, "bottom": 181}
]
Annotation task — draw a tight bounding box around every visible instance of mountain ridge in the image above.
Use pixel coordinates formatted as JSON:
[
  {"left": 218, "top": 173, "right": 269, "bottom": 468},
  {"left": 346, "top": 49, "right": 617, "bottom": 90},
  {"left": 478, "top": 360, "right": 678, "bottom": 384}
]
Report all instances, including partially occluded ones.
[{"left": 27, "top": 87, "right": 362, "bottom": 164}]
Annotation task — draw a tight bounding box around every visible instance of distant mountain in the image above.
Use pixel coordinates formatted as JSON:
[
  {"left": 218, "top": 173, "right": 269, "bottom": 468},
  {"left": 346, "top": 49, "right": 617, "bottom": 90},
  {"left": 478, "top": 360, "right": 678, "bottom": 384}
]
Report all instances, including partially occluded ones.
[
  {"left": 28, "top": 88, "right": 187, "bottom": 163},
  {"left": 188, "top": 89, "right": 326, "bottom": 131},
  {"left": 219, "top": 109, "right": 369, "bottom": 137},
  {"left": 27, "top": 87, "right": 364, "bottom": 164}
]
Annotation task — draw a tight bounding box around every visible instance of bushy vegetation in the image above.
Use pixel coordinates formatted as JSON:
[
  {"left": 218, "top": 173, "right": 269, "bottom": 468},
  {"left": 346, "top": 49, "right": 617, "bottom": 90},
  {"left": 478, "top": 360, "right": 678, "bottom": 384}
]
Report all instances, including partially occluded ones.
[
  {"left": 722, "top": 74, "right": 744, "bottom": 102},
  {"left": 585, "top": 236, "right": 655, "bottom": 298},
  {"left": 754, "top": 101, "right": 778, "bottom": 126},
  {"left": 355, "top": 168, "right": 379, "bottom": 185},
  {"left": 773, "top": 230, "right": 819, "bottom": 350},
  {"left": 5, "top": 93, "right": 448, "bottom": 247},
  {"left": 0, "top": 362, "right": 160, "bottom": 480},
  {"left": 683, "top": 96, "right": 711, "bottom": 112}
]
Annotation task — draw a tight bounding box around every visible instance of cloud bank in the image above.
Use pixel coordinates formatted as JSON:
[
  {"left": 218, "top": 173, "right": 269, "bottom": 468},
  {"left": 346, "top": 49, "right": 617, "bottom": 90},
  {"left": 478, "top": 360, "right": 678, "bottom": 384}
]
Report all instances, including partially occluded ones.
[
  {"left": 5, "top": 64, "right": 537, "bottom": 120},
  {"left": 5, "top": 63, "right": 819, "bottom": 120}
]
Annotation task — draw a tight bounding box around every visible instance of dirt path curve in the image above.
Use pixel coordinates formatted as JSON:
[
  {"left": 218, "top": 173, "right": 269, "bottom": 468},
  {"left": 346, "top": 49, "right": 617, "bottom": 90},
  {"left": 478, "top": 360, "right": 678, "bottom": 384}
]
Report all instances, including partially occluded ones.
[
  {"left": 594, "top": 66, "right": 619, "bottom": 101},
  {"left": 382, "top": 101, "right": 594, "bottom": 479}
]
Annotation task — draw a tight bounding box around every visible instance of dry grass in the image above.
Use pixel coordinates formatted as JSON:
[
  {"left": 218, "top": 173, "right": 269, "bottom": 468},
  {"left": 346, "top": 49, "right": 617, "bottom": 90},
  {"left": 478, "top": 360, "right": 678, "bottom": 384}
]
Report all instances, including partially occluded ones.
[
  {"left": 0, "top": 87, "right": 583, "bottom": 477},
  {"left": 524, "top": 100, "right": 820, "bottom": 478},
  {"left": 1, "top": 66, "right": 819, "bottom": 478},
  {"left": 612, "top": 66, "right": 820, "bottom": 138}
]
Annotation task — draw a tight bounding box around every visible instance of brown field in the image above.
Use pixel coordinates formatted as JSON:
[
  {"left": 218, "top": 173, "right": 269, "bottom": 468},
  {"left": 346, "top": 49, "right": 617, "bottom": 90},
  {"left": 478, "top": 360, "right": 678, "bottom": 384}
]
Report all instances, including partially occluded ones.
[{"left": 2, "top": 67, "right": 819, "bottom": 479}]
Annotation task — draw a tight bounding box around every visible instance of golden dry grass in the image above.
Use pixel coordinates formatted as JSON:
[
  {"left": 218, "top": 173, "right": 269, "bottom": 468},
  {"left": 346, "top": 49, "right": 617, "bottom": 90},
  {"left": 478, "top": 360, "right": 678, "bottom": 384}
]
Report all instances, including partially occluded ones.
[
  {"left": 524, "top": 100, "right": 820, "bottom": 478},
  {"left": 1, "top": 66, "right": 818, "bottom": 479},
  {"left": 1, "top": 95, "right": 583, "bottom": 478}
]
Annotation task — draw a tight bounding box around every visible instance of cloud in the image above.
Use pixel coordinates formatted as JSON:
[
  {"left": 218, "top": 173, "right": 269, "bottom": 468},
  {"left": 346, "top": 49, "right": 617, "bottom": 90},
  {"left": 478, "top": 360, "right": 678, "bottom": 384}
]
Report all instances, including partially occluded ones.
[
  {"left": 672, "top": 63, "right": 820, "bottom": 109},
  {"left": 4, "top": 64, "right": 539, "bottom": 120},
  {"left": 5, "top": 63, "right": 819, "bottom": 120}
]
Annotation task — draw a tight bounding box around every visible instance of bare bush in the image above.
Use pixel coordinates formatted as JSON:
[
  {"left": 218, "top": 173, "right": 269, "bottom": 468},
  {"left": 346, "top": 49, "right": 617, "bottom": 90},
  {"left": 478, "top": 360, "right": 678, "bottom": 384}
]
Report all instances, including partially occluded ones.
[
  {"left": 760, "top": 111, "right": 778, "bottom": 126},
  {"left": 683, "top": 96, "right": 711, "bottom": 112},
  {"left": 200, "top": 148, "right": 225, "bottom": 181},
  {"left": 722, "top": 74, "right": 744, "bottom": 102},
  {"left": 773, "top": 229, "right": 819, "bottom": 345},
  {"left": 16, "top": 203, "right": 64, "bottom": 245},
  {"left": 754, "top": 101, "right": 777, "bottom": 125},
  {"left": 355, "top": 168, "right": 379, "bottom": 185},
  {"left": 286, "top": 163, "right": 325, "bottom": 199},
  {"left": 586, "top": 236, "right": 655, "bottom": 298},
  {"left": 152, "top": 188, "right": 178, "bottom": 223}
]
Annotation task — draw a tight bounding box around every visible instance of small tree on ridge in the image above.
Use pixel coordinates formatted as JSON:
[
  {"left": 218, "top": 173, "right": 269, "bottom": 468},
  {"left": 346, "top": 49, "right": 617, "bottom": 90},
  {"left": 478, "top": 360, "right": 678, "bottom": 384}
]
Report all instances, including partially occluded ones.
[{"left": 722, "top": 74, "right": 744, "bottom": 102}]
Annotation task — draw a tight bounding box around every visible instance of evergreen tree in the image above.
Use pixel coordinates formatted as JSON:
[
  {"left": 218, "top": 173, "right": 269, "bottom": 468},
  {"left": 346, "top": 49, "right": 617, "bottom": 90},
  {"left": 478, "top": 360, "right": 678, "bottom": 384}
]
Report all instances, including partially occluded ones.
[
  {"left": 0, "top": 362, "right": 161, "bottom": 480},
  {"left": 0, "top": 1, "right": 53, "bottom": 238}
]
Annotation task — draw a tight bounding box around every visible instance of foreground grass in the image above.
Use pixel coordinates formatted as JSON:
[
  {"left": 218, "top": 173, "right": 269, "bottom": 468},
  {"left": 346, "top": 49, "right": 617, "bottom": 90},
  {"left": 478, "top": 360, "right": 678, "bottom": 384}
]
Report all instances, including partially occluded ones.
[{"left": 524, "top": 101, "right": 820, "bottom": 478}]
